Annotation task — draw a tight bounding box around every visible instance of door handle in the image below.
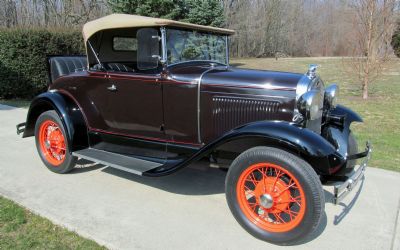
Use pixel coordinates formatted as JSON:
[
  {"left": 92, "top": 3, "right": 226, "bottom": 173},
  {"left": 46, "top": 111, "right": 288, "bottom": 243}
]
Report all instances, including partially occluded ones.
[{"left": 107, "top": 84, "right": 117, "bottom": 91}]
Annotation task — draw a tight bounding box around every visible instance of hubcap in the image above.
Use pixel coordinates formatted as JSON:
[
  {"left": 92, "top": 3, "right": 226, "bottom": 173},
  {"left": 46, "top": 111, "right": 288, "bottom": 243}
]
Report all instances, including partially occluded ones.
[
  {"left": 236, "top": 163, "right": 306, "bottom": 233},
  {"left": 259, "top": 194, "right": 273, "bottom": 209}
]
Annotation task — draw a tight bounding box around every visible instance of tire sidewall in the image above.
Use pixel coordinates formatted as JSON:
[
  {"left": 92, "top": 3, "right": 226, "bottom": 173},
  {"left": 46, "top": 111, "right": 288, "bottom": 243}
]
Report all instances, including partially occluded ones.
[
  {"left": 34, "top": 110, "right": 76, "bottom": 174},
  {"left": 225, "top": 147, "right": 324, "bottom": 244}
]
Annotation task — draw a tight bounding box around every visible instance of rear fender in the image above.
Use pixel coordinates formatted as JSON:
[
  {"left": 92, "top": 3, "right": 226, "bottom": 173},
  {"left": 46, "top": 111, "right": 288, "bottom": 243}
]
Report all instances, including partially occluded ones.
[{"left": 23, "top": 91, "right": 88, "bottom": 151}]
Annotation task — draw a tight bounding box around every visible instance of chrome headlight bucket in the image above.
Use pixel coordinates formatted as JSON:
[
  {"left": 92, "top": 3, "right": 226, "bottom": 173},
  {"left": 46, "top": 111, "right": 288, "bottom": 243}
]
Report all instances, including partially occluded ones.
[
  {"left": 324, "top": 84, "right": 339, "bottom": 110},
  {"left": 297, "top": 90, "right": 322, "bottom": 120}
]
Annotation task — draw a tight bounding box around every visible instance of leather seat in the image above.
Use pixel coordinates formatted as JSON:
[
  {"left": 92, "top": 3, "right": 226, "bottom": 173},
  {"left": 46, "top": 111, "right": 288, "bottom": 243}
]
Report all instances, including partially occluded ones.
[
  {"left": 49, "top": 56, "right": 87, "bottom": 82},
  {"left": 106, "top": 63, "right": 134, "bottom": 72}
]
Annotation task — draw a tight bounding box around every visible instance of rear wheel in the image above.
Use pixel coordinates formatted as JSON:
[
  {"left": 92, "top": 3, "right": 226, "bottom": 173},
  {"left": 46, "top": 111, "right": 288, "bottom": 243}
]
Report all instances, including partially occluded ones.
[
  {"left": 225, "top": 147, "right": 324, "bottom": 244},
  {"left": 35, "top": 110, "right": 76, "bottom": 174}
]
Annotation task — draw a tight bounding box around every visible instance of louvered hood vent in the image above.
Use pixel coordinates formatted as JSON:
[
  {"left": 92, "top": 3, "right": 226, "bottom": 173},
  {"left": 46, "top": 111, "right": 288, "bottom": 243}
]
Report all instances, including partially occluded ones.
[{"left": 212, "top": 96, "right": 281, "bottom": 135}]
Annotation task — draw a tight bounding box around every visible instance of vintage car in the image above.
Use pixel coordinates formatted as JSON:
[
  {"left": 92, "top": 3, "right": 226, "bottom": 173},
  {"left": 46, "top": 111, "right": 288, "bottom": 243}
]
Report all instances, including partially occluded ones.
[{"left": 17, "top": 14, "right": 371, "bottom": 244}]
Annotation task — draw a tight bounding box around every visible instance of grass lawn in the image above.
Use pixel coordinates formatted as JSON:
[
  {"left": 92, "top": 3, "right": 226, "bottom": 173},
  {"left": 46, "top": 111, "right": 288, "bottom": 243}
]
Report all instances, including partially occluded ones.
[
  {"left": 0, "top": 99, "right": 31, "bottom": 108},
  {"left": 0, "top": 196, "right": 105, "bottom": 249},
  {"left": 232, "top": 57, "right": 400, "bottom": 172}
]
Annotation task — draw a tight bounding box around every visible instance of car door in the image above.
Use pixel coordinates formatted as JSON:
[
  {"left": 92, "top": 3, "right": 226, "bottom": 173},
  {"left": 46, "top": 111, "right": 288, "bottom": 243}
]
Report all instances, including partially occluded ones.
[
  {"left": 105, "top": 72, "right": 165, "bottom": 140},
  {"left": 76, "top": 27, "right": 169, "bottom": 159}
]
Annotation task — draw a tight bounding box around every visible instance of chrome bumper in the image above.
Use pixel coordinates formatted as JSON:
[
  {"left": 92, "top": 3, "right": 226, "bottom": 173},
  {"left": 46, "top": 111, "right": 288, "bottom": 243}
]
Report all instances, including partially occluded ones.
[
  {"left": 16, "top": 122, "right": 26, "bottom": 135},
  {"left": 333, "top": 141, "right": 372, "bottom": 205}
]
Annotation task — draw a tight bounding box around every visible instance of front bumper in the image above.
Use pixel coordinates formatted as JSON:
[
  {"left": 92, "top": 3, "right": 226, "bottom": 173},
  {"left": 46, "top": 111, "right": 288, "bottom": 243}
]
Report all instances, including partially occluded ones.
[
  {"left": 333, "top": 141, "right": 372, "bottom": 205},
  {"left": 16, "top": 122, "right": 26, "bottom": 135}
]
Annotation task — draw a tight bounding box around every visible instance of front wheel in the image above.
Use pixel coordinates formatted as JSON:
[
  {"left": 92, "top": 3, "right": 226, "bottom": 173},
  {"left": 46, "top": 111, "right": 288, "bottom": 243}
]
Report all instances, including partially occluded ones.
[
  {"left": 225, "top": 147, "right": 324, "bottom": 245},
  {"left": 35, "top": 110, "right": 76, "bottom": 174}
]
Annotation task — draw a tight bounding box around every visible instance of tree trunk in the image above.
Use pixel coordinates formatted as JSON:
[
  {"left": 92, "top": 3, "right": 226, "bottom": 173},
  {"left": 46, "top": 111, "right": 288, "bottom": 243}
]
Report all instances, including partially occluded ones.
[{"left": 362, "top": 76, "right": 369, "bottom": 99}]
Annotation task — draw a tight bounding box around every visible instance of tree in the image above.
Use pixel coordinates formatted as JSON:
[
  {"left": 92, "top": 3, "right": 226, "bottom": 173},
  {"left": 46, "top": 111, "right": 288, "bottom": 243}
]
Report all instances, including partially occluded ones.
[
  {"left": 0, "top": 0, "right": 109, "bottom": 28},
  {"left": 183, "top": 0, "right": 225, "bottom": 27},
  {"left": 392, "top": 20, "right": 400, "bottom": 57},
  {"left": 107, "top": 0, "right": 225, "bottom": 27},
  {"left": 107, "top": 0, "right": 186, "bottom": 20},
  {"left": 346, "top": 0, "right": 397, "bottom": 99}
]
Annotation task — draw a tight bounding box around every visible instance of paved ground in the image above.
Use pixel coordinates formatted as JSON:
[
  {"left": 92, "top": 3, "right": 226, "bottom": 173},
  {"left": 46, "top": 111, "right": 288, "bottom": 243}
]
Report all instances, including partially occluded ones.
[{"left": 0, "top": 104, "right": 399, "bottom": 250}]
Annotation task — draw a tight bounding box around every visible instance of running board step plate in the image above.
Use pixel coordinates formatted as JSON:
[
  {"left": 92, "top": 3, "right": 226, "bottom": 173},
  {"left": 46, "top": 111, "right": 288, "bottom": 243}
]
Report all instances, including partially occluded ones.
[{"left": 72, "top": 148, "right": 163, "bottom": 175}]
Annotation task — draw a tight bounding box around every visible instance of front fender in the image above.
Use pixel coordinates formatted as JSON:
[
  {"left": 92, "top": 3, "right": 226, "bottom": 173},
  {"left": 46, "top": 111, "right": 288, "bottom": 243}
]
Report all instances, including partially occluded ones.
[
  {"left": 320, "top": 105, "right": 364, "bottom": 174},
  {"left": 23, "top": 91, "right": 88, "bottom": 151},
  {"left": 213, "top": 121, "right": 341, "bottom": 175},
  {"left": 145, "top": 121, "right": 342, "bottom": 176},
  {"left": 330, "top": 104, "right": 363, "bottom": 125}
]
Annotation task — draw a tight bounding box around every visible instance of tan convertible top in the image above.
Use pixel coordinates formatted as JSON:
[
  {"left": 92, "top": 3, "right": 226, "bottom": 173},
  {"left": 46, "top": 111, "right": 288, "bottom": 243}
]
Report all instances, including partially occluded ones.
[{"left": 82, "top": 14, "right": 235, "bottom": 42}]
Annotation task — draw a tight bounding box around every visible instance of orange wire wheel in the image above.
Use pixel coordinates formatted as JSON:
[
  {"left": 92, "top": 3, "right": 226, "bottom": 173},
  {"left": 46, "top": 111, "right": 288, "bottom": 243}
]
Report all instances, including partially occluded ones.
[
  {"left": 38, "top": 120, "right": 66, "bottom": 166},
  {"left": 35, "top": 110, "right": 76, "bottom": 174},
  {"left": 236, "top": 162, "right": 306, "bottom": 233}
]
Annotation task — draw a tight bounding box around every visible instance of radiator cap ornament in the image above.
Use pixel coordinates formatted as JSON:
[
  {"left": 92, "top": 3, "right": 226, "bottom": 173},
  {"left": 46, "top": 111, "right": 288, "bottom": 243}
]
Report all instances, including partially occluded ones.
[{"left": 306, "top": 64, "right": 318, "bottom": 79}]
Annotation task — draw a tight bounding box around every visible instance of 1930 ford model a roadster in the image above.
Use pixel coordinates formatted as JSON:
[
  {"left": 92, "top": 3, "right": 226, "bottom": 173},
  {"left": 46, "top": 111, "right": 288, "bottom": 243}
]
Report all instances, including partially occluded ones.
[{"left": 16, "top": 14, "right": 371, "bottom": 244}]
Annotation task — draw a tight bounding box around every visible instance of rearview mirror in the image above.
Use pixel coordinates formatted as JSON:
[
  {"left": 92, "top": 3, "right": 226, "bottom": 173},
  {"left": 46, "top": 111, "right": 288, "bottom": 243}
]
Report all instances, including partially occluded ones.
[{"left": 137, "top": 28, "right": 160, "bottom": 70}]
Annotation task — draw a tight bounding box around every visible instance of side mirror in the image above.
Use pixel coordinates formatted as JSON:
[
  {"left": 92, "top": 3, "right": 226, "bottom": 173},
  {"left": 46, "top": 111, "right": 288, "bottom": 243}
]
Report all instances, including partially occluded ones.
[{"left": 137, "top": 28, "right": 160, "bottom": 70}]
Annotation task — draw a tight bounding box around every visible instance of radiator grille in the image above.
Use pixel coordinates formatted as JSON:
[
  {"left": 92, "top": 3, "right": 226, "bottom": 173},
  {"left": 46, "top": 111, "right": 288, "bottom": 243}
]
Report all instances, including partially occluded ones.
[{"left": 212, "top": 96, "right": 281, "bottom": 134}]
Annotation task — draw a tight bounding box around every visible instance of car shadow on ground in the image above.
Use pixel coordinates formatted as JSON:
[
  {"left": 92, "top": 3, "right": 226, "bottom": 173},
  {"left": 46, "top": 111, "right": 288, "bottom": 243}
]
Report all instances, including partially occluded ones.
[
  {"left": 102, "top": 160, "right": 227, "bottom": 196},
  {"left": 100, "top": 161, "right": 330, "bottom": 245},
  {"left": 70, "top": 160, "right": 368, "bottom": 245},
  {"left": 72, "top": 159, "right": 226, "bottom": 195},
  {"left": 324, "top": 177, "right": 365, "bottom": 225}
]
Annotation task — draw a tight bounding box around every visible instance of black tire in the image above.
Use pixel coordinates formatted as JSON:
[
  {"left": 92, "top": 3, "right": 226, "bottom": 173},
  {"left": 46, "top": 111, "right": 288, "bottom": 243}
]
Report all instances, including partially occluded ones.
[
  {"left": 345, "top": 131, "right": 358, "bottom": 172},
  {"left": 34, "top": 110, "right": 76, "bottom": 174},
  {"left": 225, "top": 147, "right": 324, "bottom": 245}
]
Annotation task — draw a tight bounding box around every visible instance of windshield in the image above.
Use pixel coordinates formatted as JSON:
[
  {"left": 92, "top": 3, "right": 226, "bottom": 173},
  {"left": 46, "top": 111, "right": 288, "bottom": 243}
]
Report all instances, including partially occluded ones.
[{"left": 166, "top": 28, "right": 227, "bottom": 65}]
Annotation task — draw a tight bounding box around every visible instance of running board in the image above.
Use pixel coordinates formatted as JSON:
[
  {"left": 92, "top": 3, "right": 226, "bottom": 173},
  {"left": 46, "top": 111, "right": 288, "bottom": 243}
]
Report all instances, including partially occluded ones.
[{"left": 72, "top": 148, "right": 163, "bottom": 175}]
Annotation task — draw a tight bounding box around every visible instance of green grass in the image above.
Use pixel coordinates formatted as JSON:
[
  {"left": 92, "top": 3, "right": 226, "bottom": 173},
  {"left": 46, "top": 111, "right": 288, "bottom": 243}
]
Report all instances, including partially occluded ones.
[
  {"left": 0, "top": 196, "right": 106, "bottom": 249},
  {"left": 0, "top": 99, "right": 31, "bottom": 108},
  {"left": 232, "top": 57, "right": 400, "bottom": 172}
]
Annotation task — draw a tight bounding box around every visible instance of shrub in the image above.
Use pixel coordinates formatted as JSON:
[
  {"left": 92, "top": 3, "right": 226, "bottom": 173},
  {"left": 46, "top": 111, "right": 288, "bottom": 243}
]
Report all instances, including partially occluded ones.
[{"left": 0, "top": 29, "right": 85, "bottom": 99}]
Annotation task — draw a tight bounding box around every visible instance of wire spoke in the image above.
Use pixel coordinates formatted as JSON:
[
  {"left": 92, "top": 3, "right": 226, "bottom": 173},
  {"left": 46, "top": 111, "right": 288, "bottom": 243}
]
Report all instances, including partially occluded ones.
[
  {"left": 271, "top": 169, "right": 284, "bottom": 191},
  {"left": 273, "top": 212, "right": 285, "bottom": 224},
  {"left": 275, "top": 197, "right": 301, "bottom": 206},
  {"left": 290, "top": 195, "right": 302, "bottom": 206},
  {"left": 244, "top": 185, "right": 256, "bottom": 197},
  {"left": 286, "top": 204, "right": 294, "bottom": 220},
  {"left": 255, "top": 167, "right": 268, "bottom": 192},
  {"left": 248, "top": 202, "right": 258, "bottom": 211},
  {"left": 276, "top": 180, "right": 297, "bottom": 197},
  {"left": 246, "top": 172, "right": 259, "bottom": 186},
  {"left": 50, "top": 146, "right": 66, "bottom": 151}
]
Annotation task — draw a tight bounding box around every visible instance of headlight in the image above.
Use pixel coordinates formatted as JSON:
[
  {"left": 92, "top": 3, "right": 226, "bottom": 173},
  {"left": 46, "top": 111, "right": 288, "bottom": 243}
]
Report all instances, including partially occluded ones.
[
  {"left": 324, "top": 84, "right": 339, "bottom": 109},
  {"left": 297, "top": 90, "right": 321, "bottom": 120}
]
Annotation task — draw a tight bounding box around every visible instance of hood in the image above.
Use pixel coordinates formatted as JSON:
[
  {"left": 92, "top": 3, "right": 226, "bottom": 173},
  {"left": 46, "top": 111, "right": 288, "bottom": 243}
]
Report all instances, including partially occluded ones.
[{"left": 167, "top": 62, "right": 303, "bottom": 91}]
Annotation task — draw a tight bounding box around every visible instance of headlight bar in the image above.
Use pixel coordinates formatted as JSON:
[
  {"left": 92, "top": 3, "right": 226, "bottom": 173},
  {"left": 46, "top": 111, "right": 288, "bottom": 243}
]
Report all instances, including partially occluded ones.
[{"left": 324, "top": 84, "right": 339, "bottom": 110}]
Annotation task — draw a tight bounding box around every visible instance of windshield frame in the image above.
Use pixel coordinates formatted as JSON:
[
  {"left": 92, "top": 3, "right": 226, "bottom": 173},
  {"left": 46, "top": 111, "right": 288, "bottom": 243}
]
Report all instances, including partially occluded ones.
[{"left": 160, "top": 27, "right": 229, "bottom": 67}]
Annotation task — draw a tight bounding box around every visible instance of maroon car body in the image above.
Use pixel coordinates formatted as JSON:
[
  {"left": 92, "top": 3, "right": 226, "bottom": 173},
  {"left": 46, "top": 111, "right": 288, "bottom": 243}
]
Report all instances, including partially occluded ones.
[{"left": 17, "top": 14, "right": 372, "bottom": 244}]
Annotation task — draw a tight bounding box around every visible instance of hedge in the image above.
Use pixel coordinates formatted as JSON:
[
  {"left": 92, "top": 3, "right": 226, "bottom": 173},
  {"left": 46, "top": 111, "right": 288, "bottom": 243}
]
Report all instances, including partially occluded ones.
[{"left": 0, "top": 29, "right": 85, "bottom": 99}]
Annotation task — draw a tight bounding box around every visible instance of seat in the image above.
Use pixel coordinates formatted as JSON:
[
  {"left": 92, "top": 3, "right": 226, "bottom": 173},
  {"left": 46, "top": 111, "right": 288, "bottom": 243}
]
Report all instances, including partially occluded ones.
[
  {"left": 49, "top": 56, "right": 87, "bottom": 82},
  {"left": 106, "top": 63, "right": 134, "bottom": 72}
]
